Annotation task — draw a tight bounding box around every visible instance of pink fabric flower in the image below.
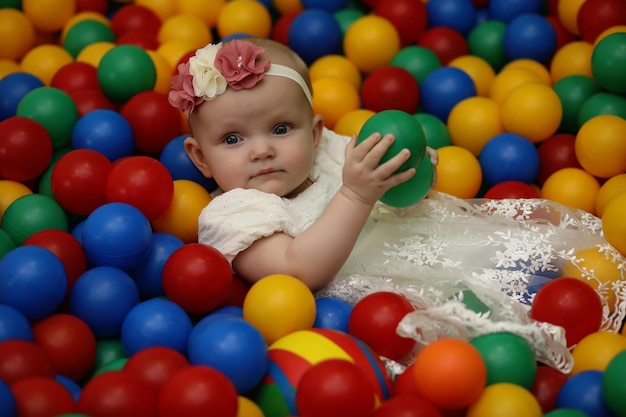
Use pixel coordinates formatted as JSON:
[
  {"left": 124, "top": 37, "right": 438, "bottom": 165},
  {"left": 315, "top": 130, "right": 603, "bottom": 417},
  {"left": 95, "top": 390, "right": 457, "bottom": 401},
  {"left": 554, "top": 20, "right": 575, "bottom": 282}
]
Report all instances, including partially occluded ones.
[
  {"left": 215, "top": 39, "right": 270, "bottom": 90},
  {"left": 168, "top": 61, "right": 204, "bottom": 115}
]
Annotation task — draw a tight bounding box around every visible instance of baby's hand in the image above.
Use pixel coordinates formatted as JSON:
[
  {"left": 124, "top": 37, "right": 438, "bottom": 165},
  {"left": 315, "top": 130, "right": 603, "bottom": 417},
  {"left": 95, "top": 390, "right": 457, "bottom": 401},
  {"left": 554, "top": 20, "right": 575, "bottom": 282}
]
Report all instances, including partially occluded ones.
[
  {"left": 340, "top": 133, "right": 416, "bottom": 206},
  {"left": 426, "top": 146, "right": 439, "bottom": 186}
]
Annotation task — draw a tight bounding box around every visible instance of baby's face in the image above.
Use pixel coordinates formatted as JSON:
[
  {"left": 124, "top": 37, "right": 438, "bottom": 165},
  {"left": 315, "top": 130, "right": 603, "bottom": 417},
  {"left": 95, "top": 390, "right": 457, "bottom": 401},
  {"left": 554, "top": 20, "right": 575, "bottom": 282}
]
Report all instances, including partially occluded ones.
[{"left": 187, "top": 74, "right": 321, "bottom": 196}]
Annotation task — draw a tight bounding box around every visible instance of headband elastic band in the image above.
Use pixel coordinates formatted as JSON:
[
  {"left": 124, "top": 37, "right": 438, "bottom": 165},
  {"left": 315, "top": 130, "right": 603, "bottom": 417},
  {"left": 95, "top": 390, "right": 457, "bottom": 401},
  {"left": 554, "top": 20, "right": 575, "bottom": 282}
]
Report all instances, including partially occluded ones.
[{"left": 266, "top": 64, "right": 313, "bottom": 106}]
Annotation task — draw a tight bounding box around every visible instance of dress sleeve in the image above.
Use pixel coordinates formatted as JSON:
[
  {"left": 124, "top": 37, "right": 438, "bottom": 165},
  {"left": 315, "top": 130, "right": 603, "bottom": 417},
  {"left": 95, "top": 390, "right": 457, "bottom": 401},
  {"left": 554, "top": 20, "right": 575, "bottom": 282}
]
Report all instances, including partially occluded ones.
[{"left": 197, "top": 188, "right": 294, "bottom": 264}]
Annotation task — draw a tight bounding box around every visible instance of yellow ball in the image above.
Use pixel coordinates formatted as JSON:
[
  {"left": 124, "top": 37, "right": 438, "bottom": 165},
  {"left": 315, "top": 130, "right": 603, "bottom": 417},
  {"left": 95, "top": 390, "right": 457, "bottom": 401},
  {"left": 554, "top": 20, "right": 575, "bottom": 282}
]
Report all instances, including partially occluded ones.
[
  {"left": 309, "top": 54, "right": 362, "bottom": 91},
  {"left": 237, "top": 396, "right": 264, "bottom": 417},
  {"left": 489, "top": 67, "right": 547, "bottom": 105},
  {"left": 135, "top": 0, "right": 177, "bottom": 22},
  {"left": 550, "top": 41, "right": 593, "bottom": 83},
  {"left": 432, "top": 145, "right": 482, "bottom": 199},
  {"left": 571, "top": 331, "right": 626, "bottom": 375},
  {"left": 500, "top": 83, "right": 562, "bottom": 143},
  {"left": 0, "top": 60, "right": 21, "bottom": 80},
  {"left": 541, "top": 168, "right": 600, "bottom": 214},
  {"left": 158, "top": 14, "right": 212, "bottom": 50},
  {"left": 502, "top": 59, "right": 552, "bottom": 85},
  {"left": 312, "top": 77, "right": 361, "bottom": 131},
  {"left": 466, "top": 383, "right": 542, "bottom": 417},
  {"left": 557, "top": 0, "right": 585, "bottom": 36},
  {"left": 602, "top": 191, "right": 626, "bottom": 257},
  {"left": 156, "top": 40, "right": 197, "bottom": 70},
  {"left": 343, "top": 15, "right": 400, "bottom": 73},
  {"left": 20, "top": 44, "right": 73, "bottom": 86},
  {"left": 575, "top": 115, "right": 626, "bottom": 179},
  {"left": 23, "top": 0, "right": 75, "bottom": 33},
  {"left": 272, "top": 0, "right": 304, "bottom": 14},
  {"left": 147, "top": 50, "right": 175, "bottom": 94},
  {"left": 61, "top": 11, "right": 110, "bottom": 43},
  {"left": 242, "top": 274, "right": 316, "bottom": 345},
  {"left": 217, "top": 0, "right": 272, "bottom": 39},
  {"left": 596, "top": 173, "right": 626, "bottom": 218},
  {"left": 334, "top": 109, "right": 376, "bottom": 137},
  {"left": 0, "top": 9, "right": 35, "bottom": 61},
  {"left": 447, "top": 96, "right": 504, "bottom": 156},
  {"left": 0, "top": 180, "right": 33, "bottom": 223},
  {"left": 176, "top": 0, "right": 227, "bottom": 28},
  {"left": 448, "top": 55, "right": 495, "bottom": 97},
  {"left": 151, "top": 179, "right": 212, "bottom": 243},
  {"left": 76, "top": 41, "right": 115, "bottom": 67},
  {"left": 563, "top": 246, "right": 623, "bottom": 310}
]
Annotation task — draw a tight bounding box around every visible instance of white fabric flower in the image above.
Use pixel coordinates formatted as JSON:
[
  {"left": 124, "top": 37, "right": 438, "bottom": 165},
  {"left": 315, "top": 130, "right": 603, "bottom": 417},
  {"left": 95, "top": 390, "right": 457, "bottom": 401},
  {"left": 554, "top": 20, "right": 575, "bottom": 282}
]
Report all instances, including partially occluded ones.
[{"left": 189, "top": 43, "right": 227, "bottom": 101}]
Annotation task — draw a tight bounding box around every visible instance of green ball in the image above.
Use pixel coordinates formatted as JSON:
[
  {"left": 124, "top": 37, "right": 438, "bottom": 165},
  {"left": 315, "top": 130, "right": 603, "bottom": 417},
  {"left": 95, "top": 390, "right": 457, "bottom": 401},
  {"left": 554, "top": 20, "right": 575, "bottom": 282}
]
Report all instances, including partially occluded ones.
[
  {"left": 591, "top": 32, "right": 626, "bottom": 94},
  {"left": 333, "top": 8, "right": 365, "bottom": 36},
  {"left": 1, "top": 193, "right": 68, "bottom": 245},
  {"left": 93, "top": 357, "right": 128, "bottom": 376},
  {"left": 552, "top": 75, "right": 601, "bottom": 134},
  {"left": 467, "top": 20, "right": 508, "bottom": 72},
  {"left": 451, "top": 289, "right": 490, "bottom": 315},
  {"left": 63, "top": 19, "right": 116, "bottom": 58},
  {"left": 577, "top": 92, "right": 626, "bottom": 128},
  {"left": 413, "top": 112, "right": 452, "bottom": 149},
  {"left": 602, "top": 349, "right": 626, "bottom": 415},
  {"left": 97, "top": 44, "right": 157, "bottom": 103},
  {"left": 470, "top": 332, "right": 537, "bottom": 389},
  {"left": 379, "top": 155, "right": 432, "bottom": 207},
  {"left": 543, "top": 410, "right": 590, "bottom": 417},
  {"left": 16, "top": 86, "right": 78, "bottom": 149},
  {"left": 0, "top": 228, "right": 16, "bottom": 260},
  {"left": 391, "top": 46, "right": 442, "bottom": 85}
]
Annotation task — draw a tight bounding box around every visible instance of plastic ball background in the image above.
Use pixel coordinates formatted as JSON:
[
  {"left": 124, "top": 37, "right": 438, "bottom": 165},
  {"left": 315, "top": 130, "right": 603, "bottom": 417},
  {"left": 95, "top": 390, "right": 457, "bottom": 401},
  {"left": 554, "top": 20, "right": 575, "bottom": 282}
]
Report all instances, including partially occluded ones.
[{"left": 0, "top": 0, "right": 626, "bottom": 416}]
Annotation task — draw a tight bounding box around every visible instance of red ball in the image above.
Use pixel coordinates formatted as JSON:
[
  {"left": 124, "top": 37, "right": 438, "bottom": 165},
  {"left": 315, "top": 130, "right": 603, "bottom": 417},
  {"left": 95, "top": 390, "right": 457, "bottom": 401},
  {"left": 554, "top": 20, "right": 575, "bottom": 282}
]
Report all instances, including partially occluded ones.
[
  {"left": 272, "top": 11, "right": 299, "bottom": 45},
  {"left": 361, "top": 66, "right": 420, "bottom": 114},
  {"left": 105, "top": 155, "right": 174, "bottom": 221},
  {"left": 0, "top": 116, "right": 53, "bottom": 182},
  {"left": 157, "top": 365, "right": 238, "bottom": 417},
  {"left": 296, "top": 359, "right": 378, "bottom": 417},
  {"left": 24, "top": 229, "right": 87, "bottom": 296},
  {"left": 348, "top": 291, "right": 417, "bottom": 361},
  {"left": 11, "top": 377, "right": 77, "bottom": 417},
  {"left": 374, "top": 0, "right": 428, "bottom": 46},
  {"left": 51, "top": 62, "right": 101, "bottom": 95},
  {"left": 75, "top": 0, "right": 107, "bottom": 14},
  {"left": 70, "top": 89, "right": 117, "bottom": 117},
  {"left": 373, "top": 395, "right": 443, "bottom": 417},
  {"left": 483, "top": 181, "right": 541, "bottom": 199},
  {"left": 417, "top": 27, "right": 468, "bottom": 66},
  {"left": 530, "top": 365, "right": 569, "bottom": 413},
  {"left": 77, "top": 371, "right": 157, "bottom": 417},
  {"left": 162, "top": 243, "right": 234, "bottom": 314},
  {"left": 109, "top": 4, "right": 162, "bottom": 38},
  {"left": 116, "top": 31, "right": 160, "bottom": 50},
  {"left": 123, "top": 346, "right": 190, "bottom": 393},
  {"left": 32, "top": 313, "right": 97, "bottom": 382},
  {"left": 393, "top": 361, "right": 420, "bottom": 397},
  {"left": 0, "top": 340, "right": 55, "bottom": 385},
  {"left": 530, "top": 277, "right": 603, "bottom": 347},
  {"left": 51, "top": 148, "right": 112, "bottom": 216},
  {"left": 119, "top": 90, "right": 183, "bottom": 154},
  {"left": 577, "top": 0, "right": 626, "bottom": 43},
  {"left": 536, "top": 133, "right": 581, "bottom": 185},
  {"left": 220, "top": 273, "right": 251, "bottom": 308}
]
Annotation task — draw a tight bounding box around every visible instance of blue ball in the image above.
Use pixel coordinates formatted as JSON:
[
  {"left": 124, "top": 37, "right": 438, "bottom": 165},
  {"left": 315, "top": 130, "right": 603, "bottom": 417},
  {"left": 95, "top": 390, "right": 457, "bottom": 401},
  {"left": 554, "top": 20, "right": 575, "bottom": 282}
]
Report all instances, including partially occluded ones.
[
  {"left": 71, "top": 109, "right": 134, "bottom": 162},
  {"left": 159, "top": 134, "right": 217, "bottom": 192},
  {"left": 55, "top": 374, "right": 82, "bottom": 402},
  {"left": 128, "top": 232, "right": 185, "bottom": 299},
  {"left": 187, "top": 316, "right": 268, "bottom": 393},
  {"left": 69, "top": 266, "right": 140, "bottom": 338},
  {"left": 0, "top": 246, "right": 67, "bottom": 321},
  {"left": 488, "top": 0, "right": 542, "bottom": 22},
  {"left": 0, "top": 379, "right": 16, "bottom": 417},
  {"left": 313, "top": 297, "right": 353, "bottom": 333},
  {"left": 478, "top": 132, "right": 540, "bottom": 186},
  {"left": 121, "top": 298, "right": 193, "bottom": 356},
  {"left": 0, "top": 72, "right": 44, "bottom": 121},
  {"left": 503, "top": 13, "right": 557, "bottom": 65},
  {"left": 426, "top": 0, "right": 477, "bottom": 36},
  {"left": 557, "top": 370, "right": 614, "bottom": 417},
  {"left": 301, "top": 0, "right": 349, "bottom": 12},
  {"left": 421, "top": 66, "right": 477, "bottom": 122},
  {"left": 0, "top": 303, "right": 33, "bottom": 342},
  {"left": 288, "top": 9, "right": 343, "bottom": 65},
  {"left": 81, "top": 202, "right": 153, "bottom": 270}
]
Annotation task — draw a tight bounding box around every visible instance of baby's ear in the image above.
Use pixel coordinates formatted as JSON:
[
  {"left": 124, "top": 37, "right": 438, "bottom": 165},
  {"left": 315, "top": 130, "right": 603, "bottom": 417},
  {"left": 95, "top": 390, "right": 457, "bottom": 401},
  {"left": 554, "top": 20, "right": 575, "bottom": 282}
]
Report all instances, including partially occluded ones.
[
  {"left": 312, "top": 114, "right": 324, "bottom": 149},
  {"left": 183, "top": 136, "right": 212, "bottom": 178}
]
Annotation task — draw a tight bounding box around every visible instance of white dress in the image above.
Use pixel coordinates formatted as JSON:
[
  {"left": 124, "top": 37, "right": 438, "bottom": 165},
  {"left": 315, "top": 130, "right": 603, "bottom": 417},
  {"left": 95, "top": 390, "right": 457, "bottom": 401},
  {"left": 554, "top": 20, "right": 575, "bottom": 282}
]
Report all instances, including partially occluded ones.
[{"left": 198, "top": 128, "right": 626, "bottom": 373}]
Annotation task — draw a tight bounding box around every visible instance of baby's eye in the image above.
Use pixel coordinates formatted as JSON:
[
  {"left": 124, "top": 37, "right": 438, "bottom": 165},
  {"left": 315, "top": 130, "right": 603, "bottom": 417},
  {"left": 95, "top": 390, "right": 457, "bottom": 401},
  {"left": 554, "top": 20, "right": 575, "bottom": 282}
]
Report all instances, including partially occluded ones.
[
  {"left": 273, "top": 124, "right": 291, "bottom": 135},
  {"left": 224, "top": 134, "right": 241, "bottom": 145}
]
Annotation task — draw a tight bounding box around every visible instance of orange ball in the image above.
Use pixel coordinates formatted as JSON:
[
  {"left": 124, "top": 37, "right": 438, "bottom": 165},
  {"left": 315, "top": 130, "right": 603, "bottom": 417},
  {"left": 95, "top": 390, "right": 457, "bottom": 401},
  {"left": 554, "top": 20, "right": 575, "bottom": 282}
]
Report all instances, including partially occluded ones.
[
  {"left": 156, "top": 40, "right": 196, "bottom": 70},
  {"left": 0, "top": 60, "right": 21, "bottom": 79},
  {"left": 550, "top": 40, "right": 593, "bottom": 83},
  {"left": 158, "top": 14, "right": 212, "bottom": 50},
  {"left": 343, "top": 15, "right": 400, "bottom": 73},
  {"left": 23, "top": 0, "right": 75, "bottom": 33},
  {"left": 217, "top": 0, "right": 272, "bottom": 39},
  {"left": 489, "top": 67, "right": 547, "bottom": 105},
  {"left": 541, "top": 167, "right": 600, "bottom": 214},
  {"left": 0, "top": 9, "right": 35, "bottom": 61},
  {"left": 557, "top": 0, "right": 586, "bottom": 36},
  {"left": 333, "top": 109, "right": 376, "bottom": 137},
  {"left": 151, "top": 179, "right": 212, "bottom": 243},
  {"left": 596, "top": 173, "right": 626, "bottom": 217},
  {"left": 602, "top": 191, "right": 626, "bottom": 257},
  {"left": 571, "top": 331, "right": 626, "bottom": 375},
  {"left": 0, "top": 180, "right": 33, "bottom": 223},
  {"left": 135, "top": 0, "right": 177, "bottom": 22},
  {"left": 20, "top": 44, "right": 74, "bottom": 86},
  {"left": 466, "top": 383, "right": 542, "bottom": 417},
  {"left": 432, "top": 145, "right": 483, "bottom": 199},
  {"left": 272, "top": 0, "right": 303, "bottom": 14},
  {"left": 412, "top": 338, "right": 487, "bottom": 410},
  {"left": 309, "top": 54, "right": 362, "bottom": 91},
  {"left": 147, "top": 50, "right": 174, "bottom": 94},
  {"left": 311, "top": 77, "right": 361, "bottom": 130},
  {"left": 448, "top": 55, "right": 495, "bottom": 97},
  {"left": 502, "top": 59, "right": 552, "bottom": 85},
  {"left": 447, "top": 96, "right": 504, "bottom": 156},
  {"left": 575, "top": 114, "right": 626, "bottom": 179},
  {"left": 76, "top": 42, "right": 115, "bottom": 67},
  {"left": 176, "top": 0, "right": 227, "bottom": 28}
]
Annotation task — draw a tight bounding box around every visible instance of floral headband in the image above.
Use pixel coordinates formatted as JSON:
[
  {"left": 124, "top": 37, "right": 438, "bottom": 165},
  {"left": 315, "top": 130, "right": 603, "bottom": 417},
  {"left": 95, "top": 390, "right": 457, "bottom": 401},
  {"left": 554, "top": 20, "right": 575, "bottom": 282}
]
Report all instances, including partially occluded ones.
[{"left": 168, "top": 39, "right": 313, "bottom": 115}]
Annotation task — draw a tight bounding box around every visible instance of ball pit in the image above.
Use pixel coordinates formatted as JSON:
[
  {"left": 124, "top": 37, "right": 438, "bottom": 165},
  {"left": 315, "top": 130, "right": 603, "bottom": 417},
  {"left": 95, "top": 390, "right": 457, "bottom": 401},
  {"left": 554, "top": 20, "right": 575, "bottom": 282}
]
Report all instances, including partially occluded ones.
[{"left": 1, "top": 1, "right": 626, "bottom": 416}]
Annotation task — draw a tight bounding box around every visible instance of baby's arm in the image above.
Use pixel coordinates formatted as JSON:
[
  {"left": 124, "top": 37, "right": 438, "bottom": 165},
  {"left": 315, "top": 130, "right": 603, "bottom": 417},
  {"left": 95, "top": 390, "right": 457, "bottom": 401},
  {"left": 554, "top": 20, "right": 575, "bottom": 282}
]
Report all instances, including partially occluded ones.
[{"left": 233, "top": 133, "right": 416, "bottom": 291}]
